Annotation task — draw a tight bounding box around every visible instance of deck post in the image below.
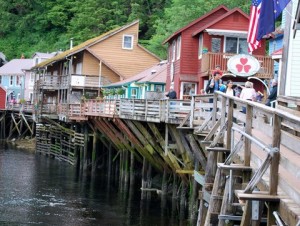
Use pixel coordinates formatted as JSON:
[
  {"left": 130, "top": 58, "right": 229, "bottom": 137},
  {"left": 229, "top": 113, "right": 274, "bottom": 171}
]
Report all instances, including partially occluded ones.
[
  {"left": 244, "top": 104, "right": 253, "bottom": 166},
  {"left": 141, "top": 157, "right": 148, "bottom": 200},
  {"left": 226, "top": 98, "right": 234, "bottom": 149},
  {"left": 83, "top": 123, "right": 89, "bottom": 171},
  {"left": 92, "top": 130, "right": 97, "bottom": 172},
  {"left": 190, "top": 161, "right": 200, "bottom": 221}
]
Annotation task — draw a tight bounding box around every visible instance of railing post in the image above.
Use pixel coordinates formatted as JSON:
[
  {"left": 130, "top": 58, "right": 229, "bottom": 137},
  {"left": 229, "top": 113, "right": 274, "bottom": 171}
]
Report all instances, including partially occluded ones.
[
  {"left": 190, "top": 96, "right": 195, "bottom": 128},
  {"left": 226, "top": 98, "right": 234, "bottom": 149},
  {"left": 212, "top": 93, "right": 218, "bottom": 125},
  {"left": 244, "top": 104, "right": 253, "bottom": 166},
  {"left": 270, "top": 114, "right": 281, "bottom": 195},
  {"left": 166, "top": 100, "right": 170, "bottom": 122},
  {"left": 145, "top": 99, "right": 148, "bottom": 119}
]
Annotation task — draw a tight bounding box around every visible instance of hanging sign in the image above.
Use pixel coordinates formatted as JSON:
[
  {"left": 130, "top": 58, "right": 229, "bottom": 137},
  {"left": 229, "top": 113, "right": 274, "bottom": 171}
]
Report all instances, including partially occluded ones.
[{"left": 227, "top": 54, "right": 260, "bottom": 77}]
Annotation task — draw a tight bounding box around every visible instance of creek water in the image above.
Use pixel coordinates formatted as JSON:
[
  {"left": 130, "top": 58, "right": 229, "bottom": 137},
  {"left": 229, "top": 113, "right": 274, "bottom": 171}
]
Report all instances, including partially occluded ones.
[{"left": 0, "top": 145, "right": 191, "bottom": 226}]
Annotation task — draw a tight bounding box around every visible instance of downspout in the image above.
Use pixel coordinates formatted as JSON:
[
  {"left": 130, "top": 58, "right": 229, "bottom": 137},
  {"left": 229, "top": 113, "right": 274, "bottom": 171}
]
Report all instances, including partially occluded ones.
[{"left": 99, "top": 61, "right": 102, "bottom": 96}]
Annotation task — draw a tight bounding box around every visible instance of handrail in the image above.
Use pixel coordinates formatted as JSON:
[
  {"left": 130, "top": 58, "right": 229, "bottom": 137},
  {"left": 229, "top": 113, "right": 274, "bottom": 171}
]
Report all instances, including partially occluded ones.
[{"left": 231, "top": 127, "right": 278, "bottom": 154}]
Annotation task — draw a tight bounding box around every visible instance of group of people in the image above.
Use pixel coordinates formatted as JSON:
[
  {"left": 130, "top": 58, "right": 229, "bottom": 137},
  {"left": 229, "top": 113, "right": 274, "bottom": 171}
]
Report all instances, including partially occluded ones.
[
  {"left": 165, "top": 69, "right": 278, "bottom": 108},
  {"left": 205, "top": 71, "right": 278, "bottom": 107}
]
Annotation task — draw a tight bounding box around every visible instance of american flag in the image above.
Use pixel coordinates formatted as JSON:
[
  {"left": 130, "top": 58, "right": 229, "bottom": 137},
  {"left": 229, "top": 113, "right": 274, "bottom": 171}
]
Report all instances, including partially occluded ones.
[{"left": 247, "top": 0, "right": 262, "bottom": 53}]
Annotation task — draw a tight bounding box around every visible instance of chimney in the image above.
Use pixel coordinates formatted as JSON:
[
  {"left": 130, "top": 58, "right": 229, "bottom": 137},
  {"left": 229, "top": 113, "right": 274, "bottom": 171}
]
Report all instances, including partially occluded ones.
[
  {"left": 70, "top": 38, "right": 74, "bottom": 49},
  {"left": 21, "top": 54, "right": 25, "bottom": 59}
]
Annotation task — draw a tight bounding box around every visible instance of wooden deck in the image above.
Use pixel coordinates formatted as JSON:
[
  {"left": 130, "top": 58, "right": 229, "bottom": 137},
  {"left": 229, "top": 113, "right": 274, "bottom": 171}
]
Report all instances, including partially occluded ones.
[{"left": 7, "top": 93, "right": 300, "bottom": 225}]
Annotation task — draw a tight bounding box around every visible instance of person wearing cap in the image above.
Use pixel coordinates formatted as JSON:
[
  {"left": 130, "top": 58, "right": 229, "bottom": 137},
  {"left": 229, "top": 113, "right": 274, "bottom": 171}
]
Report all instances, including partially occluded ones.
[{"left": 166, "top": 86, "right": 177, "bottom": 99}]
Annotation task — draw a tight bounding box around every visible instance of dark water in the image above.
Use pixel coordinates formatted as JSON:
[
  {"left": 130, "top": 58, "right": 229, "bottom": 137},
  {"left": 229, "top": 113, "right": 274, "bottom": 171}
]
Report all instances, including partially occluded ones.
[{"left": 0, "top": 146, "right": 190, "bottom": 226}]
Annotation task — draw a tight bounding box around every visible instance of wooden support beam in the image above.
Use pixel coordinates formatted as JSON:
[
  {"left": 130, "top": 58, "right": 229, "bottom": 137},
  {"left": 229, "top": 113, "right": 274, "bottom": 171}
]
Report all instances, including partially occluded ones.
[
  {"left": 11, "top": 113, "right": 21, "bottom": 135},
  {"left": 204, "top": 168, "right": 225, "bottom": 225},
  {"left": 178, "top": 130, "right": 194, "bottom": 161},
  {"left": 240, "top": 201, "right": 252, "bottom": 226},
  {"left": 114, "top": 118, "right": 163, "bottom": 172},
  {"left": 203, "top": 119, "right": 221, "bottom": 141},
  {"left": 132, "top": 121, "right": 173, "bottom": 172},
  {"left": 168, "top": 124, "right": 193, "bottom": 167},
  {"left": 235, "top": 190, "right": 283, "bottom": 201},
  {"left": 206, "top": 147, "right": 230, "bottom": 152},
  {"left": 186, "top": 134, "right": 207, "bottom": 169},
  {"left": 147, "top": 122, "right": 189, "bottom": 183},
  {"left": 93, "top": 119, "right": 124, "bottom": 151},
  {"left": 20, "top": 113, "right": 33, "bottom": 135},
  {"left": 217, "top": 163, "right": 252, "bottom": 171},
  {"left": 125, "top": 120, "right": 166, "bottom": 167}
]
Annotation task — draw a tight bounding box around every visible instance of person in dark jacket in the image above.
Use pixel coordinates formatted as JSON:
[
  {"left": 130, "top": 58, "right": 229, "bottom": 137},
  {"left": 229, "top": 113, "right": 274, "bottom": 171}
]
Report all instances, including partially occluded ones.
[
  {"left": 205, "top": 72, "right": 223, "bottom": 94},
  {"left": 265, "top": 79, "right": 278, "bottom": 107},
  {"left": 166, "top": 86, "right": 177, "bottom": 99}
]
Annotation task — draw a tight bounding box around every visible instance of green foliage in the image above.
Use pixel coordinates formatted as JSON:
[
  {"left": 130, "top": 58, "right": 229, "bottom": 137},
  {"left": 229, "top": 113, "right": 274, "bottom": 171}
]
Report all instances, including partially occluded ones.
[
  {"left": 0, "top": 0, "right": 250, "bottom": 60},
  {"left": 116, "top": 88, "right": 125, "bottom": 95}
]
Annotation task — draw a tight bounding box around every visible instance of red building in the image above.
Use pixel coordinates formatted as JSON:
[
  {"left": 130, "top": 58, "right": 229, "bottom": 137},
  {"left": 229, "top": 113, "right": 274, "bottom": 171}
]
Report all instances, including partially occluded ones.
[
  {"left": 164, "top": 5, "right": 273, "bottom": 99},
  {"left": 0, "top": 86, "right": 7, "bottom": 110}
]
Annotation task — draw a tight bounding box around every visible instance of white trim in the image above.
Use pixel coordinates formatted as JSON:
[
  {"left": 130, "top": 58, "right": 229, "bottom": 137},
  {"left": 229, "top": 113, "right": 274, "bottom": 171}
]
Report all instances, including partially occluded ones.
[
  {"left": 205, "top": 29, "right": 248, "bottom": 38},
  {"left": 172, "top": 40, "right": 176, "bottom": 62},
  {"left": 176, "top": 36, "right": 181, "bottom": 60},
  {"left": 122, "top": 34, "right": 134, "bottom": 50},
  {"left": 198, "top": 34, "right": 203, "bottom": 59}
]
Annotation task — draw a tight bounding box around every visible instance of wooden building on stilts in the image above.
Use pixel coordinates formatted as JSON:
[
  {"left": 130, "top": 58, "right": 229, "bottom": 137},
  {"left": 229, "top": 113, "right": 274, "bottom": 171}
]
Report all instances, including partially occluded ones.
[{"left": 1, "top": 3, "right": 299, "bottom": 226}]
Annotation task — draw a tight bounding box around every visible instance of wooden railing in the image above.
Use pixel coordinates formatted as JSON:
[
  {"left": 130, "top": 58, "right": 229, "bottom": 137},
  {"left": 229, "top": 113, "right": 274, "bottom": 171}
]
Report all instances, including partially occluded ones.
[
  {"left": 198, "top": 92, "right": 300, "bottom": 208},
  {"left": 201, "top": 52, "right": 274, "bottom": 79},
  {"left": 6, "top": 103, "right": 34, "bottom": 113}
]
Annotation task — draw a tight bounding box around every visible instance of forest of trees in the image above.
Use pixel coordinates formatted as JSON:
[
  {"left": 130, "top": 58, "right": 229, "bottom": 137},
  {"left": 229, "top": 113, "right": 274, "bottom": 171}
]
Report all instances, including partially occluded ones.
[{"left": 0, "top": 0, "right": 251, "bottom": 60}]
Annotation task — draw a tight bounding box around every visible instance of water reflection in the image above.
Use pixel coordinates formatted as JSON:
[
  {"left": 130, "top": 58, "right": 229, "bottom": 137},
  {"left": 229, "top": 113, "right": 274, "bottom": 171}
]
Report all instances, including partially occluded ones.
[{"left": 0, "top": 146, "right": 190, "bottom": 226}]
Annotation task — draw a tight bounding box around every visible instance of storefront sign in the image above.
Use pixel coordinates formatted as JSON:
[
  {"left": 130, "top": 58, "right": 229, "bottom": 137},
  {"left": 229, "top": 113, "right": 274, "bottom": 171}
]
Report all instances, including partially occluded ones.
[{"left": 227, "top": 54, "right": 260, "bottom": 77}]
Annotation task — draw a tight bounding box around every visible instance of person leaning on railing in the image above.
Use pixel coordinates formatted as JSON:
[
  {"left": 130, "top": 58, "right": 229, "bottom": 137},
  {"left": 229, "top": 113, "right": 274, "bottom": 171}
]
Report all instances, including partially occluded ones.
[{"left": 166, "top": 86, "right": 177, "bottom": 99}]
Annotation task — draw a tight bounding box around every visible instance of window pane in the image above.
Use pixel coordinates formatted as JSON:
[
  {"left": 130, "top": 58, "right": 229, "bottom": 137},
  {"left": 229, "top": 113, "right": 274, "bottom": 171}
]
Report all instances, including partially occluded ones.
[
  {"left": 238, "top": 38, "right": 248, "bottom": 54},
  {"left": 211, "top": 38, "right": 221, "bottom": 53},
  {"left": 225, "top": 37, "right": 238, "bottom": 53},
  {"left": 198, "top": 34, "right": 203, "bottom": 56},
  {"left": 124, "top": 36, "right": 132, "bottom": 49}
]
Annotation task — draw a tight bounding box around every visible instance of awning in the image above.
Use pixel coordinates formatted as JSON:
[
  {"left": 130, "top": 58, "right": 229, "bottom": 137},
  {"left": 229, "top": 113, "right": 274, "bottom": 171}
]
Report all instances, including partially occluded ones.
[{"left": 204, "top": 29, "right": 248, "bottom": 38}]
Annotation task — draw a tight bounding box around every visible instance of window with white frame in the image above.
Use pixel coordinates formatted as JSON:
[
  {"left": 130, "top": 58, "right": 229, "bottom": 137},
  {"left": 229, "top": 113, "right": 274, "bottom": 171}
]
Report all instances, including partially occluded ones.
[
  {"left": 155, "top": 85, "right": 163, "bottom": 92},
  {"left": 176, "top": 36, "right": 181, "bottom": 60},
  {"left": 224, "top": 37, "right": 247, "bottom": 54},
  {"left": 10, "top": 76, "right": 13, "bottom": 86},
  {"left": 198, "top": 34, "right": 203, "bottom": 58},
  {"left": 123, "top": 35, "right": 134, "bottom": 49},
  {"left": 131, "top": 88, "right": 138, "bottom": 99}
]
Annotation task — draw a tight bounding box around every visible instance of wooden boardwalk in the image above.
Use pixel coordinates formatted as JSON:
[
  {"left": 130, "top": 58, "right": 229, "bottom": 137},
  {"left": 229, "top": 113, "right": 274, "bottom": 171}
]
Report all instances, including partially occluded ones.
[{"left": 5, "top": 93, "right": 300, "bottom": 225}]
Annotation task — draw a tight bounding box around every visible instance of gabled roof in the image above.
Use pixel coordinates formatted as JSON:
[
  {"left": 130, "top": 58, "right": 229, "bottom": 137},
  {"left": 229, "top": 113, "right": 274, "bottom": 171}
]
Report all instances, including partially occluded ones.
[
  {"left": 32, "top": 52, "right": 58, "bottom": 59},
  {"left": 104, "top": 61, "right": 167, "bottom": 88},
  {"left": 192, "top": 8, "right": 249, "bottom": 36},
  {"left": 33, "top": 20, "right": 140, "bottom": 69},
  {"left": 0, "top": 59, "right": 33, "bottom": 75},
  {"left": 163, "top": 5, "right": 230, "bottom": 44}
]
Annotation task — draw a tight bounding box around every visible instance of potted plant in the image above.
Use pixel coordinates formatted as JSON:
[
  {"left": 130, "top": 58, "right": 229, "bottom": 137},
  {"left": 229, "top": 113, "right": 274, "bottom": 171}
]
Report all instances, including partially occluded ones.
[{"left": 116, "top": 88, "right": 125, "bottom": 96}]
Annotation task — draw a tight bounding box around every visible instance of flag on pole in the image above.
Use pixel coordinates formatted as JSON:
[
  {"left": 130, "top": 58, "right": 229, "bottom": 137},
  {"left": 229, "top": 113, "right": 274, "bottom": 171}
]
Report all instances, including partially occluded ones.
[
  {"left": 247, "top": 0, "right": 262, "bottom": 53},
  {"left": 257, "top": 0, "right": 291, "bottom": 41},
  {"left": 247, "top": 0, "right": 292, "bottom": 53}
]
